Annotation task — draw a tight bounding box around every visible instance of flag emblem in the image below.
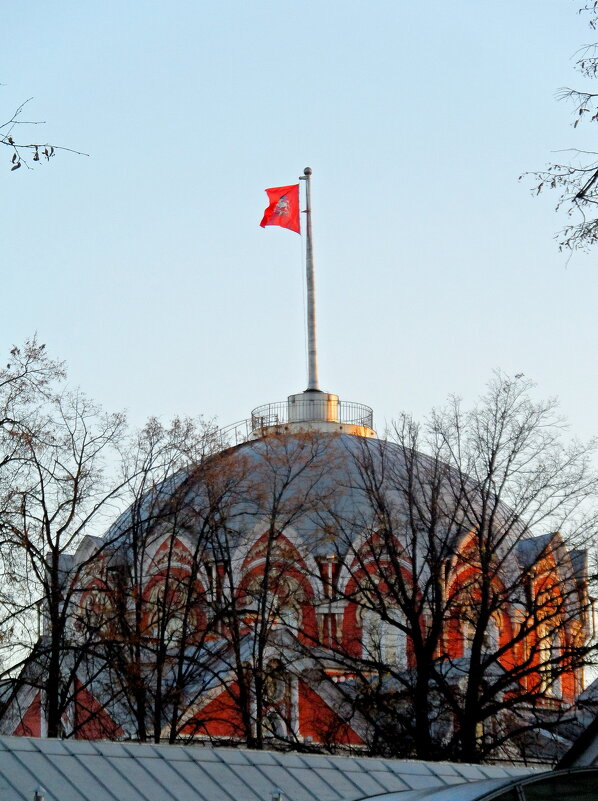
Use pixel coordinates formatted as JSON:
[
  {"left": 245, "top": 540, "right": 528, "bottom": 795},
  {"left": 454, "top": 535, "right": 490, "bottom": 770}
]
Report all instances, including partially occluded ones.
[
  {"left": 260, "top": 184, "right": 300, "bottom": 234},
  {"left": 274, "top": 195, "right": 290, "bottom": 217}
]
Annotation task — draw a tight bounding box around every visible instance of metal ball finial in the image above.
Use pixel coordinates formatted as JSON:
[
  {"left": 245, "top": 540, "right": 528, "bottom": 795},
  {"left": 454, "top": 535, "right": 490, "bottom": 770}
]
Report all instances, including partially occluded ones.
[{"left": 304, "top": 167, "right": 312, "bottom": 176}]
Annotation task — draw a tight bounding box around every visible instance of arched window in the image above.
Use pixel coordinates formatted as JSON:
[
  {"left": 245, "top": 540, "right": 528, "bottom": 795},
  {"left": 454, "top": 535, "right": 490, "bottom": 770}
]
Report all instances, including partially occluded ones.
[
  {"left": 264, "top": 660, "right": 287, "bottom": 703},
  {"left": 240, "top": 574, "right": 305, "bottom": 633},
  {"left": 264, "top": 710, "right": 288, "bottom": 739},
  {"left": 361, "top": 607, "right": 407, "bottom": 667},
  {"left": 483, "top": 616, "right": 500, "bottom": 653},
  {"left": 145, "top": 580, "right": 197, "bottom": 642},
  {"left": 539, "top": 627, "right": 563, "bottom": 697},
  {"left": 462, "top": 613, "right": 500, "bottom": 660},
  {"left": 79, "top": 585, "right": 110, "bottom": 633},
  {"left": 277, "top": 602, "right": 301, "bottom": 632}
]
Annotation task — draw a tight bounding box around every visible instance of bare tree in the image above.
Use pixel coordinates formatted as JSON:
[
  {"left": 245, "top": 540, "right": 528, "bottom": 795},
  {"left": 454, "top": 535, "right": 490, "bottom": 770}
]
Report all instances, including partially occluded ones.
[
  {"left": 0, "top": 338, "right": 64, "bottom": 667},
  {"left": 92, "top": 430, "right": 366, "bottom": 749},
  {"left": 0, "top": 337, "right": 64, "bottom": 429},
  {"left": 91, "top": 416, "right": 248, "bottom": 744},
  {"left": 92, "top": 417, "right": 206, "bottom": 742},
  {"left": 0, "top": 377, "right": 127, "bottom": 737},
  {"left": 208, "top": 431, "right": 337, "bottom": 749},
  {"left": 1, "top": 97, "right": 87, "bottom": 171},
  {"left": 525, "top": 3, "right": 598, "bottom": 250},
  {"left": 85, "top": 426, "right": 329, "bottom": 747},
  {"left": 322, "top": 374, "right": 597, "bottom": 763},
  {"left": 316, "top": 422, "right": 468, "bottom": 759},
  {"left": 425, "top": 376, "right": 596, "bottom": 762}
]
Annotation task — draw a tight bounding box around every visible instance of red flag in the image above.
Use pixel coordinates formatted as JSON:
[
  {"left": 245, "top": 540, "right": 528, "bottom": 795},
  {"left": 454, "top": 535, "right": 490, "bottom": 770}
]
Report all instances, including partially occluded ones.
[{"left": 260, "top": 184, "right": 301, "bottom": 234}]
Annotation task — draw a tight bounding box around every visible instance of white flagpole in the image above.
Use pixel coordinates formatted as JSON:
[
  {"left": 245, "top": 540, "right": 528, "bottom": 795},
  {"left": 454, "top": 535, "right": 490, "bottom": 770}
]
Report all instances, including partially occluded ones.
[{"left": 301, "top": 166, "right": 320, "bottom": 391}]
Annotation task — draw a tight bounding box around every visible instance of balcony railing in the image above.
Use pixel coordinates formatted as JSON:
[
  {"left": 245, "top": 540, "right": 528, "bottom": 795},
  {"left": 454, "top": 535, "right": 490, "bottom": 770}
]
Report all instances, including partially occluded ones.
[
  {"left": 213, "top": 400, "right": 375, "bottom": 452},
  {"left": 250, "top": 400, "right": 374, "bottom": 431}
]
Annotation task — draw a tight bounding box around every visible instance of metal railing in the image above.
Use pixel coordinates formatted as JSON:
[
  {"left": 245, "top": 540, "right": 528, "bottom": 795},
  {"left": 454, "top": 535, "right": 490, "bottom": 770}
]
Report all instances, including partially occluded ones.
[
  {"left": 212, "top": 401, "right": 374, "bottom": 452},
  {"left": 250, "top": 400, "right": 373, "bottom": 431},
  {"left": 214, "top": 418, "right": 253, "bottom": 449}
]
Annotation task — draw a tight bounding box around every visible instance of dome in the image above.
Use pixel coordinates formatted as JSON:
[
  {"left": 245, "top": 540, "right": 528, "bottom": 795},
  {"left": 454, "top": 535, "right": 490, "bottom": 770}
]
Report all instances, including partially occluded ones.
[
  {"left": 0, "top": 365, "right": 579, "bottom": 762},
  {"left": 107, "top": 431, "right": 384, "bottom": 554},
  {"left": 3, "top": 401, "right": 589, "bottom": 760},
  {"left": 103, "top": 428, "right": 524, "bottom": 571}
]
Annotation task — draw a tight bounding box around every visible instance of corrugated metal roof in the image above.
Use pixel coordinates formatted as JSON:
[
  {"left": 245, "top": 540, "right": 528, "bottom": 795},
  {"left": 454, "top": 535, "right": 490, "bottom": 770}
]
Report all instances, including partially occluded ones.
[{"left": 0, "top": 736, "right": 534, "bottom": 801}]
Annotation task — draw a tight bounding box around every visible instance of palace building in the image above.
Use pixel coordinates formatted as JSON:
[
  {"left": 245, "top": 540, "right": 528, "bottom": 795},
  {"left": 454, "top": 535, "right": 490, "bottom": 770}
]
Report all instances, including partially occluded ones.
[{"left": 0, "top": 171, "right": 590, "bottom": 763}]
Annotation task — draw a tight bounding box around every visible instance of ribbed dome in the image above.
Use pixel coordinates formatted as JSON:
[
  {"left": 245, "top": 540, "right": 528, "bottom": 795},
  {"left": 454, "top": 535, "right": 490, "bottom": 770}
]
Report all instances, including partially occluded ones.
[
  {"left": 105, "top": 432, "right": 390, "bottom": 559},
  {"left": 102, "top": 430, "right": 520, "bottom": 567}
]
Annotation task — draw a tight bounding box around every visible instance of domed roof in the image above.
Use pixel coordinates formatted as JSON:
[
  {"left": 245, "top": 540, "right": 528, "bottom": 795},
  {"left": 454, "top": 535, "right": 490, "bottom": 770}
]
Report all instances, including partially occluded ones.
[
  {"left": 101, "top": 430, "right": 519, "bottom": 567},
  {"left": 104, "top": 431, "right": 386, "bottom": 559}
]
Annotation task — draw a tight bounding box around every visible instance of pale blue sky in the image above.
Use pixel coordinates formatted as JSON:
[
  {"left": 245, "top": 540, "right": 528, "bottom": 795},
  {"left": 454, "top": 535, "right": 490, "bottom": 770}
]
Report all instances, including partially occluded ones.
[{"left": 3, "top": 1, "right": 598, "bottom": 441}]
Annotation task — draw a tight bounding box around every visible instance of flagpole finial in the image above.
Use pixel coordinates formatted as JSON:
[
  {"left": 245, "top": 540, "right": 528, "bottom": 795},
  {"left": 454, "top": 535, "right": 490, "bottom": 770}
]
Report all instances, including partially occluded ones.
[{"left": 304, "top": 166, "right": 312, "bottom": 176}]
